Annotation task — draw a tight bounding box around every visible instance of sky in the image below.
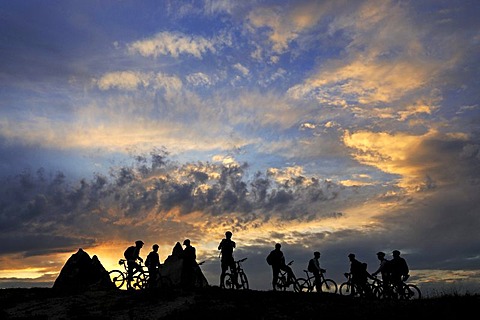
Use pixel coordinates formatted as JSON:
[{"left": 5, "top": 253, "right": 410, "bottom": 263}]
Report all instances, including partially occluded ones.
[{"left": 0, "top": 0, "right": 479, "bottom": 296}]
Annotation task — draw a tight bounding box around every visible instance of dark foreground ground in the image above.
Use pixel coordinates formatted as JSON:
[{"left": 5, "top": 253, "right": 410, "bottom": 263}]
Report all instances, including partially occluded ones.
[{"left": 1, "top": 286, "right": 478, "bottom": 320}]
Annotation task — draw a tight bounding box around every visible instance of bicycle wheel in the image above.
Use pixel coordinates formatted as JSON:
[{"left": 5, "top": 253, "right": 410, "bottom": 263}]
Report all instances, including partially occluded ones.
[
  {"left": 296, "top": 278, "right": 311, "bottom": 293},
  {"left": 224, "top": 272, "right": 235, "bottom": 289},
  {"left": 339, "top": 282, "right": 361, "bottom": 297},
  {"left": 292, "top": 279, "right": 301, "bottom": 292},
  {"left": 131, "top": 271, "right": 148, "bottom": 290},
  {"left": 275, "top": 276, "right": 287, "bottom": 291},
  {"left": 372, "top": 284, "right": 384, "bottom": 299},
  {"left": 320, "top": 279, "right": 338, "bottom": 294},
  {"left": 238, "top": 271, "right": 249, "bottom": 290},
  {"left": 109, "top": 270, "right": 125, "bottom": 289},
  {"left": 402, "top": 284, "right": 421, "bottom": 300}
]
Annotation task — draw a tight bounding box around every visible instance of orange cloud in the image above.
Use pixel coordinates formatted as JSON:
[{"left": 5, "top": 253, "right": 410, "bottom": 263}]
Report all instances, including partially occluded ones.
[{"left": 343, "top": 130, "right": 434, "bottom": 190}]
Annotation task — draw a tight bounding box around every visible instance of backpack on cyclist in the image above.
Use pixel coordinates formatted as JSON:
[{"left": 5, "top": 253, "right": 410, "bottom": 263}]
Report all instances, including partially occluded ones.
[
  {"left": 124, "top": 246, "right": 135, "bottom": 260},
  {"left": 266, "top": 252, "right": 273, "bottom": 265}
]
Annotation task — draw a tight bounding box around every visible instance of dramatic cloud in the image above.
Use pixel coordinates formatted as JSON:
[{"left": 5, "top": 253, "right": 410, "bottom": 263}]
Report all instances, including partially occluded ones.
[{"left": 1, "top": 0, "right": 479, "bottom": 294}]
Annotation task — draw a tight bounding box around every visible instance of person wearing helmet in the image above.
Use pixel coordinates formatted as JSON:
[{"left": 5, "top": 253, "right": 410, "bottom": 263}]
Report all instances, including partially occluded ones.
[
  {"left": 181, "top": 239, "right": 197, "bottom": 290},
  {"left": 218, "top": 231, "right": 237, "bottom": 288},
  {"left": 372, "top": 251, "right": 390, "bottom": 279},
  {"left": 145, "top": 244, "right": 161, "bottom": 289},
  {"left": 123, "top": 240, "right": 144, "bottom": 286},
  {"left": 346, "top": 253, "right": 372, "bottom": 297},
  {"left": 372, "top": 251, "right": 390, "bottom": 293},
  {"left": 266, "top": 243, "right": 296, "bottom": 291},
  {"left": 307, "top": 251, "right": 326, "bottom": 292},
  {"left": 390, "top": 250, "right": 410, "bottom": 290}
]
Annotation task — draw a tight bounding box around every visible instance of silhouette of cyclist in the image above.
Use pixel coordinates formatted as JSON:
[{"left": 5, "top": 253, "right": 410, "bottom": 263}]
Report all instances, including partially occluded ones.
[
  {"left": 145, "top": 244, "right": 161, "bottom": 288},
  {"left": 124, "top": 240, "right": 144, "bottom": 283},
  {"left": 308, "top": 251, "right": 326, "bottom": 292},
  {"left": 371, "top": 251, "right": 390, "bottom": 291},
  {"left": 266, "top": 243, "right": 295, "bottom": 291},
  {"left": 218, "top": 231, "right": 238, "bottom": 288},
  {"left": 346, "top": 253, "right": 372, "bottom": 297},
  {"left": 389, "top": 250, "right": 409, "bottom": 291}
]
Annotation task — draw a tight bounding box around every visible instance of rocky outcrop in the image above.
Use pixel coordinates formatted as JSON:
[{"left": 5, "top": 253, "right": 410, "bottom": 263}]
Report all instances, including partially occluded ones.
[
  {"left": 161, "top": 242, "right": 209, "bottom": 288},
  {"left": 53, "top": 248, "right": 115, "bottom": 291}
]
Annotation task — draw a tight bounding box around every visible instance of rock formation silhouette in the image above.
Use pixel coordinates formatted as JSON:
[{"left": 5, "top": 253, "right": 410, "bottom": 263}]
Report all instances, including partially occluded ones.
[{"left": 53, "top": 248, "right": 115, "bottom": 291}]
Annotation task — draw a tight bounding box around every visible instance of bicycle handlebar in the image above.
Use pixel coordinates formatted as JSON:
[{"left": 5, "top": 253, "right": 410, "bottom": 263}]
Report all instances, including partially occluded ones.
[{"left": 237, "top": 257, "right": 247, "bottom": 263}]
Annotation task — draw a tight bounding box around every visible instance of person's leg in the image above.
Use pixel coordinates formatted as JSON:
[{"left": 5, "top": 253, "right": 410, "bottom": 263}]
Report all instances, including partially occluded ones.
[
  {"left": 127, "top": 261, "right": 134, "bottom": 281},
  {"left": 314, "top": 272, "right": 321, "bottom": 292},
  {"left": 220, "top": 260, "right": 226, "bottom": 287},
  {"left": 229, "top": 259, "right": 238, "bottom": 286},
  {"left": 272, "top": 266, "right": 279, "bottom": 290}
]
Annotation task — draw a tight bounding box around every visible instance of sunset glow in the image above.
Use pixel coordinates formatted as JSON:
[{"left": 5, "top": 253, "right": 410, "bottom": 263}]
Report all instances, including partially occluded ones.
[{"left": 1, "top": 0, "right": 479, "bottom": 295}]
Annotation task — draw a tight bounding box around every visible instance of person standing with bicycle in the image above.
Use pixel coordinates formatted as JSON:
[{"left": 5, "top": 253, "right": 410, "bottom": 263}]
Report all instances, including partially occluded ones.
[
  {"left": 371, "top": 251, "right": 390, "bottom": 293},
  {"left": 346, "top": 253, "right": 371, "bottom": 297},
  {"left": 145, "top": 244, "right": 161, "bottom": 289},
  {"left": 308, "top": 251, "right": 326, "bottom": 293},
  {"left": 266, "top": 243, "right": 295, "bottom": 291},
  {"left": 218, "top": 231, "right": 238, "bottom": 288},
  {"left": 389, "top": 250, "right": 409, "bottom": 292},
  {"left": 124, "top": 240, "right": 144, "bottom": 284}
]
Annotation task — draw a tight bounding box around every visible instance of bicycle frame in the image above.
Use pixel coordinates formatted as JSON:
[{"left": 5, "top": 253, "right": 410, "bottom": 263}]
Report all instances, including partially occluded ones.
[
  {"left": 339, "top": 273, "right": 369, "bottom": 297},
  {"left": 224, "top": 257, "right": 249, "bottom": 290},
  {"left": 274, "top": 260, "right": 299, "bottom": 292},
  {"left": 376, "top": 277, "right": 421, "bottom": 300},
  {"left": 296, "top": 269, "right": 338, "bottom": 294},
  {"left": 109, "top": 259, "right": 148, "bottom": 290}
]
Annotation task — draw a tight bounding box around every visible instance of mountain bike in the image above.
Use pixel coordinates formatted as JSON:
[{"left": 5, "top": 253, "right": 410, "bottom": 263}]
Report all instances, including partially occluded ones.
[
  {"left": 223, "top": 257, "right": 249, "bottom": 290},
  {"left": 339, "top": 273, "right": 373, "bottom": 298},
  {"left": 109, "top": 259, "right": 148, "bottom": 290},
  {"left": 274, "top": 260, "right": 300, "bottom": 292},
  {"left": 374, "top": 275, "right": 421, "bottom": 300},
  {"left": 296, "top": 269, "right": 338, "bottom": 294},
  {"left": 368, "top": 275, "right": 386, "bottom": 299},
  {"left": 145, "top": 264, "right": 173, "bottom": 290}
]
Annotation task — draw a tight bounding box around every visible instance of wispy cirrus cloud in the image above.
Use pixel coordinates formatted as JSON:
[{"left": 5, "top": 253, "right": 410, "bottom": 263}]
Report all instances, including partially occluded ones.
[
  {"left": 127, "top": 31, "right": 217, "bottom": 59},
  {"left": 246, "top": 0, "right": 334, "bottom": 54}
]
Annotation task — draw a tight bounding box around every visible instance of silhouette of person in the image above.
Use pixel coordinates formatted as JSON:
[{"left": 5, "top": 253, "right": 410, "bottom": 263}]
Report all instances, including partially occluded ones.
[
  {"left": 266, "top": 243, "right": 295, "bottom": 291},
  {"left": 389, "top": 250, "right": 409, "bottom": 290},
  {"left": 124, "top": 240, "right": 144, "bottom": 285},
  {"left": 218, "top": 231, "right": 238, "bottom": 288},
  {"left": 145, "top": 244, "right": 161, "bottom": 289},
  {"left": 371, "top": 251, "right": 390, "bottom": 292},
  {"left": 346, "top": 253, "right": 371, "bottom": 296},
  {"left": 181, "top": 239, "right": 197, "bottom": 290},
  {"left": 308, "top": 251, "right": 326, "bottom": 292}
]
